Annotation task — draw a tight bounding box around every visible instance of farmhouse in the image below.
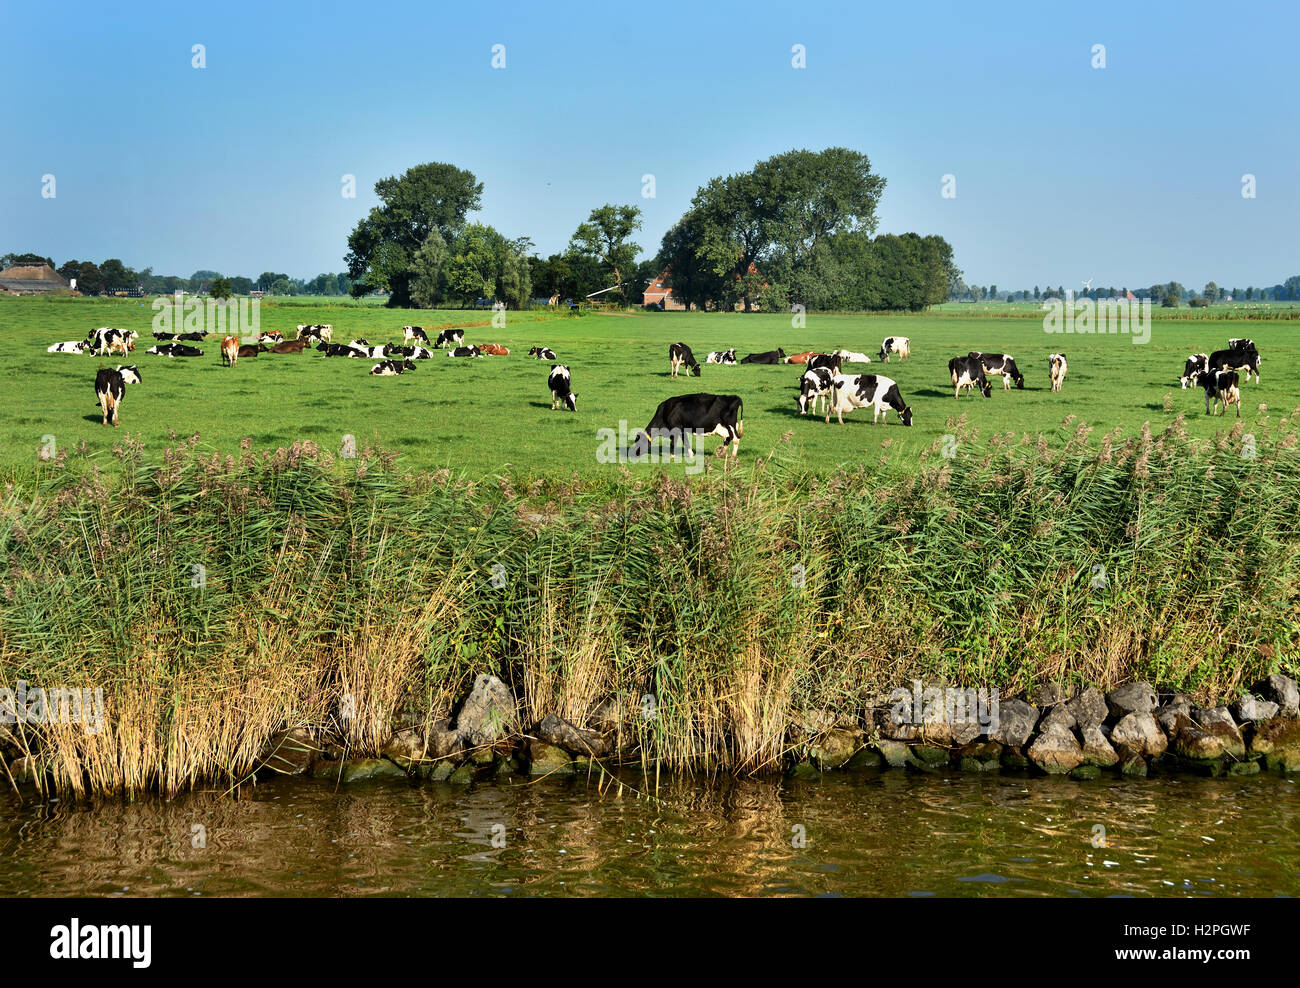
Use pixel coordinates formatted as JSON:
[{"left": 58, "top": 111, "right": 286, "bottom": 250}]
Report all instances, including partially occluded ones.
[
  {"left": 0, "top": 263, "right": 71, "bottom": 295},
  {"left": 643, "top": 262, "right": 767, "bottom": 311}
]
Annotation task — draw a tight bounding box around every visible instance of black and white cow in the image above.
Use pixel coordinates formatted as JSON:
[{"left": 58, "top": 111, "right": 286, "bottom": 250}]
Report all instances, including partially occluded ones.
[
  {"left": 48, "top": 341, "right": 90, "bottom": 353},
  {"left": 950, "top": 356, "right": 992, "bottom": 398},
  {"left": 796, "top": 366, "right": 835, "bottom": 416},
  {"left": 1180, "top": 353, "right": 1209, "bottom": 389},
  {"left": 970, "top": 352, "right": 1024, "bottom": 389},
  {"left": 1228, "top": 338, "right": 1255, "bottom": 351},
  {"left": 146, "top": 343, "right": 204, "bottom": 357},
  {"left": 403, "top": 326, "right": 431, "bottom": 345},
  {"left": 529, "top": 346, "right": 557, "bottom": 360},
  {"left": 435, "top": 328, "right": 465, "bottom": 349},
  {"left": 630, "top": 393, "right": 744, "bottom": 458},
  {"left": 740, "top": 348, "right": 787, "bottom": 364},
  {"left": 448, "top": 345, "right": 482, "bottom": 358},
  {"left": 370, "top": 359, "right": 416, "bottom": 376},
  {"left": 297, "top": 324, "right": 333, "bottom": 344},
  {"left": 385, "top": 344, "right": 435, "bottom": 359},
  {"left": 834, "top": 349, "right": 872, "bottom": 364},
  {"left": 87, "top": 327, "right": 131, "bottom": 356},
  {"left": 258, "top": 331, "right": 285, "bottom": 345},
  {"left": 825, "top": 374, "right": 913, "bottom": 426},
  {"left": 807, "top": 352, "right": 842, "bottom": 375},
  {"left": 94, "top": 365, "right": 141, "bottom": 427},
  {"left": 669, "top": 342, "right": 702, "bottom": 378},
  {"left": 1210, "top": 343, "right": 1260, "bottom": 384},
  {"left": 879, "top": 336, "right": 911, "bottom": 362},
  {"left": 548, "top": 364, "right": 577, "bottom": 411},
  {"left": 706, "top": 349, "right": 737, "bottom": 365},
  {"left": 350, "top": 342, "right": 388, "bottom": 359},
  {"left": 317, "top": 342, "right": 368, "bottom": 358},
  {"left": 1196, "top": 369, "right": 1241, "bottom": 417},
  {"left": 1048, "top": 353, "right": 1067, "bottom": 392}
]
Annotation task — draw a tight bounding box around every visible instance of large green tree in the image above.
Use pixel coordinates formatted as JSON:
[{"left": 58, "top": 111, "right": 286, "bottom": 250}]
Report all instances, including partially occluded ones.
[
  {"left": 569, "top": 204, "right": 642, "bottom": 303},
  {"left": 346, "top": 162, "right": 484, "bottom": 305}
]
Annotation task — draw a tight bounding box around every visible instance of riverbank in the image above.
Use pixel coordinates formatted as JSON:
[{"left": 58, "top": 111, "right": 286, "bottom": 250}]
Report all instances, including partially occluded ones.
[{"left": 2, "top": 417, "right": 1298, "bottom": 796}]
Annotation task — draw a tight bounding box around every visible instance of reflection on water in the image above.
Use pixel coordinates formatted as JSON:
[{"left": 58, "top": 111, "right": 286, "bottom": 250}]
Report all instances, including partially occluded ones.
[{"left": 1, "top": 771, "right": 1297, "bottom": 897}]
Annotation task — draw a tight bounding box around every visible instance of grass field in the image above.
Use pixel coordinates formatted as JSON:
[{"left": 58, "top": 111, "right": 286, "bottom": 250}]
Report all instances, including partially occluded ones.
[{"left": 3, "top": 294, "right": 1298, "bottom": 487}]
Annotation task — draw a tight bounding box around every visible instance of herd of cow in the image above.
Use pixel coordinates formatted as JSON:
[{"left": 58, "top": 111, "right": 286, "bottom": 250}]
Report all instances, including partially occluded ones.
[{"left": 47, "top": 321, "right": 1267, "bottom": 446}]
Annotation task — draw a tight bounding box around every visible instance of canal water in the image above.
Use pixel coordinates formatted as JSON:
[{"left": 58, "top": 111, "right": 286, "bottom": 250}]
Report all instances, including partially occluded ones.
[{"left": 2, "top": 770, "right": 1296, "bottom": 896}]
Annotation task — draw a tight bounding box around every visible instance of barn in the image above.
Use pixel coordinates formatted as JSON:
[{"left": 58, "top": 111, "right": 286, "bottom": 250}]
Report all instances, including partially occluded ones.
[{"left": 0, "top": 263, "right": 72, "bottom": 295}]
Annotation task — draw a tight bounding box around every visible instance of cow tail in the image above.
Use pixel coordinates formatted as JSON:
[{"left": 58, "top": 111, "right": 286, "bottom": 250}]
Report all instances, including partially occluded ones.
[{"left": 735, "top": 399, "right": 744, "bottom": 438}]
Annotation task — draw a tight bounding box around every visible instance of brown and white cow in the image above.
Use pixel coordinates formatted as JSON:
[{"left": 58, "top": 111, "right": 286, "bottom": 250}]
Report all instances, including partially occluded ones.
[{"left": 221, "top": 336, "right": 240, "bottom": 367}]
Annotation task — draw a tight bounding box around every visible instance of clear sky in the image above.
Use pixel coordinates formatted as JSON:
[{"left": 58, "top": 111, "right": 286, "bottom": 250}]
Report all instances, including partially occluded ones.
[{"left": 2, "top": 0, "right": 1296, "bottom": 291}]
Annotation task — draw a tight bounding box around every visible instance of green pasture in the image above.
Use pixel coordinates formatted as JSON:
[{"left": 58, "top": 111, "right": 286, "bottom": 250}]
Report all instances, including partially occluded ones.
[{"left": 3, "top": 294, "right": 1296, "bottom": 486}]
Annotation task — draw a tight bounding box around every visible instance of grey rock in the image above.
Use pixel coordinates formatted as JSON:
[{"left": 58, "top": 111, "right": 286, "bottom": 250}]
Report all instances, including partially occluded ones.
[
  {"left": 1040, "top": 705, "right": 1077, "bottom": 732},
  {"left": 988, "top": 698, "right": 1039, "bottom": 748},
  {"left": 1110, "top": 712, "right": 1167, "bottom": 760},
  {"left": 455, "top": 674, "right": 518, "bottom": 746},
  {"left": 1027, "top": 726, "right": 1085, "bottom": 774},
  {"left": 1106, "top": 682, "right": 1158, "bottom": 720},
  {"left": 1080, "top": 725, "right": 1119, "bottom": 767},
  {"left": 1232, "top": 694, "right": 1280, "bottom": 723},
  {"left": 1067, "top": 687, "right": 1109, "bottom": 728},
  {"left": 1192, "top": 705, "right": 1236, "bottom": 729},
  {"left": 1029, "top": 684, "right": 1067, "bottom": 709},
  {"left": 1156, "top": 701, "right": 1192, "bottom": 734},
  {"left": 1174, "top": 721, "right": 1245, "bottom": 762},
  {"left": 1254, "top": 674, "right": 1300, "bottom": 717}
]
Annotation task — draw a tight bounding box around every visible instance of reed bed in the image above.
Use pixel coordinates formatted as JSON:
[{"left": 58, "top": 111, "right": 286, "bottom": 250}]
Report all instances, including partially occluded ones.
[{"left": 2, "top": 413, "right": 1298, "bottom": 795}]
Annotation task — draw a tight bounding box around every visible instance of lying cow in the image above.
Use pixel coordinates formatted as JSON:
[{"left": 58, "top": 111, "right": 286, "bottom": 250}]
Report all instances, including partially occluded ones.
[
  {"left": 825, "top": 374, "right": 913, "bottom": 426},
  {"left": 950, "top": 356, "right": 992, "bottom": 398},
  {"left": 834, "top": 349, "right": 872, "bottom": 364},
  {"left": 785, "top": 351, "right": 817, "bottom": 365},
  {"left": 94, "top": 365, "right": 141, "bottom": 427},
  {"left": 270, "top": 339, "right": 310, "bottom": 354},
  {"left": 385, "top": 344, "right": 434, "bottom": 359},
  {"left": 317, "top": 342, "right": 368, "bottom": 358},
  {"left": 548, "top": 364, "right": 577, "bottom": 411},
  {"left": 740, "top": 348, "right": 786, "bottom": 364},
  {"left": 630, "top": 393, "right": 744, "bottom": 459},
  {"left": 238, "top": 343, "right": 268, "bottom": 359},
  {"left": 1048, "top": 353, "right": 1067, "bottom": 392},
  {"left": 258, "top": 331, "right": 285, "bottom": 345},
  {"left": 1180, "top": 353, "right": 1209, "bottom": 389},
  {"left": 1197, "top": 369, "right": 1241, "bottom": 417},
  {"left": 706, "top": 349, "right": 737, "bottom": 365},
  {"left": 449, "top": 345, "right": 483, "bottom": 358},
  {"left": 529, "top": 346, "right": 557, "bottom": 360},
  {"left": 48, "top": 341, "right": 90, "bottom": 353},
  {"left": 879, "top": 337, "right": 911, "bottom": 362},
  {"left": 480, "top": 343, "right": 510, "bottom": 356},
  {"left": 970, "top": 352, "right": 1024, "bottom": 389},
  {"left": 669, "top": 342, "right": 702, "bottom": 378},
  {"left": 297, "top": 324, "right": 333, "bottom": 344},
  {"left": 797, "top": 366, "right": 835, "bottom": 416},
  {"left": 370, "top": 359, "right": 417, "bottom": 376},
  {"left": 435, "top": 329, "right": 465, "bottom": 349},
  {"left": 147, "top": 343, "right": 204, "bottom": 357}
]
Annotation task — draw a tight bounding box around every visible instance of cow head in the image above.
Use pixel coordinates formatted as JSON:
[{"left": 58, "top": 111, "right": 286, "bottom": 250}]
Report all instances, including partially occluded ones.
[
  {"left": 689, "top": 360, "right": 701, "bottom": 377},
  {"left": 979, "top": 376, "right": 992, "bottom": 398},
  {"left": 900, "top": 405, "right": 913, "bottom": 426}
]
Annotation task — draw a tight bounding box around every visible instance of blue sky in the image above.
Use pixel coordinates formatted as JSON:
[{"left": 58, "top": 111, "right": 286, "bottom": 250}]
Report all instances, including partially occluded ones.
[{"left": 2, "top": 0, "right": 1296, "bottom": 291}]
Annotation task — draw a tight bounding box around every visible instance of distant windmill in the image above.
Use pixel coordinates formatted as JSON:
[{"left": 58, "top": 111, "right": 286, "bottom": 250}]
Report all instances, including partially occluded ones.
[{"left": 1082, "top": 278, "right": 1094, "bottom": 297}]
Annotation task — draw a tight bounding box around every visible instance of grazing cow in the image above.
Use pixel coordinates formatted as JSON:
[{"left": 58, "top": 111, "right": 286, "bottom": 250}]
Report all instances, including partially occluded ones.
[
  {"left": 370, "top": 359, "right": 417, "bottom": 376},
  {"left": 270, "top": 339, "right": 309, "bottom": 354},
  {"left": 147, "top": 343, "right": 204, "bottom": 357},
  {"left": 807, "top": 352, "right": 842, "bottom": 375},
  {"left": 740, "top": 348, "right": 786, "bottom": 364},
  {"left": 950, "top": 356, "right": 993, "bottom": 398},
  {"left": 825, "top": 373, "right": 913, "bottom": 426},
  {"left": 548, "top": 364, "right": 578, "bottom": 411},
  {"left": 879, "top": 337, "right": 911, "bottom": 362},
  {"left": 1210, "top": 343, "right": 1260, "bottom": 384},
  {"left": 258, "top": 331, "right": 284, "bottom": 345},
  {"left": 480, "top": 343, "right": 510, "bottom": 356},
  {"left": 1180, "top": 353, "right": 1209, "bottom": 389},
  {"left": 449, "top": 345, "right": 483, "bottom": 358},
  {"left": 631, "top": 393, "right": 744, "bottom": 458},
  {"left": 94, "top": 365, "right": 141, "bottom": 427},
  {"left": 669, "top": 342, "right": 702, "bottom": 378},
  {"left": 834, "top": 349, "right": 872, "bottom": 364},
  {"left": 404, "top": 326, "right": 431, "bottom": 345},
  {"left": 221, "top": 336, "right": 240, "bottom": 367},
  {"left": 238, "top": 343, "right": 267, "bottom": 359},
  {"left": 970, "top": 352, "right": 1025, "bottom": 389},
  {"left": 785, "top": 351, "right": 817, "bottom": 365},
  {"left": 435, "top": 328, "right": 465, "bottom": 349},
  {"left": 797, "top": 366, "right": 836, "bottom": 416},
  {"left": 1197, "top": 370, "right": 1241, "bottom": 417},
  {"left": 48, "top": 341, "right": 90, "bottom": 353},
  {"left": 706, "top": 349, "right": 737, "bottom": 365},
  {"left": 1048, "top": 353, "right": 1068, "bottom": 392},
  {"left": 528, "top": 346, "right": 557, "bottom": 360}
]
